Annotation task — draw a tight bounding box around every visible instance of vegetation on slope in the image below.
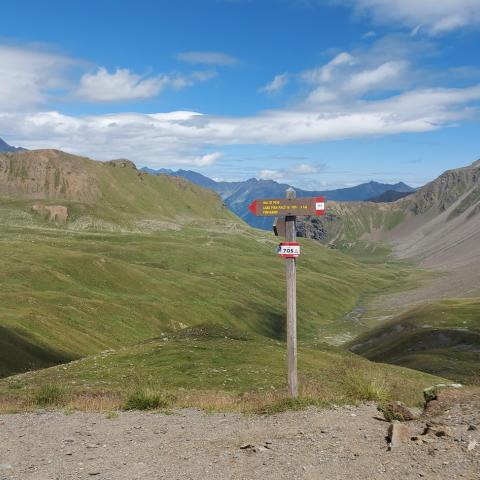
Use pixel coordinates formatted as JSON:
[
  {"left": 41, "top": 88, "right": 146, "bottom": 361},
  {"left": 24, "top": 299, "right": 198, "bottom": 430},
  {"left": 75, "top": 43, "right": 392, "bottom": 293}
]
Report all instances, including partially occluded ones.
[
  {"left": 0, "top": 149, "right": 452, "bottom": 411},
  {"left": 0, "top": 219, "right": 413, "bottom": 378},
  {"left": 0, "top": 150, "right": 234, "bottom": 230},
  {"left": 0, "top": 326, "right": 443, "bottom": 412},
  {"left": 349, "top": 298, "right": 480, "bottom": 384}
]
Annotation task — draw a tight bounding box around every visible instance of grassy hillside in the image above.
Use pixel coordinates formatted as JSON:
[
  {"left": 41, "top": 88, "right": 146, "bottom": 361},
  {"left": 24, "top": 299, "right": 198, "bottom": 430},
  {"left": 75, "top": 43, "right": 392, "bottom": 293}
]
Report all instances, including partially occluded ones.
[
  {"left": 0, "top": 148, "right": 452, "bottom": 411},
  {"left": 0, "top": 149, "right": 234, "bottom": 230},
  {"left": 325, "top": 202, "right": 406, "bottom": 246},
  {"left": 0, "top": 220, "right": 413, "bottom": 378},
  {"left": 349, "top": 298, "right": 480, "bottom": 383},
  {"left": 0, "top": 326, "right": 443, "bottom": 412}
]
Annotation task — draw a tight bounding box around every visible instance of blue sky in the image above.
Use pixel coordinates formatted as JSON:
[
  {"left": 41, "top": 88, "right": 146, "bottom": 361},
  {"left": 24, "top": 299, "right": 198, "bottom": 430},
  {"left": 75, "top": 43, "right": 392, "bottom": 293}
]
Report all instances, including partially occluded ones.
[{"left": 1, "top": 0, "right": 480, "bottom": 189}]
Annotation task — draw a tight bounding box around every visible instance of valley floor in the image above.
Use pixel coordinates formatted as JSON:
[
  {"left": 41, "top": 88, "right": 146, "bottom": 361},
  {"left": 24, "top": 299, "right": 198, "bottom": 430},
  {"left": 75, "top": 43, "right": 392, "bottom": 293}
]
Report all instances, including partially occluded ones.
[{"left": 0, "top": 390, "right": 479, "bottom": 480}]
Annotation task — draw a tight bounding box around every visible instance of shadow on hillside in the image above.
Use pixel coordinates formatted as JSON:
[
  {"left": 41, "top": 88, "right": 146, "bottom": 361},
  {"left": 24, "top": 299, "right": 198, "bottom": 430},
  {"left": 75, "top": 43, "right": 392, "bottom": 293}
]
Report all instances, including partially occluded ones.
[
  {"left": 0, "top": 326, "right": 76, "bottom": 379},
  {"left": 240, "top": 305, "right": 286, "bottom": 341}
]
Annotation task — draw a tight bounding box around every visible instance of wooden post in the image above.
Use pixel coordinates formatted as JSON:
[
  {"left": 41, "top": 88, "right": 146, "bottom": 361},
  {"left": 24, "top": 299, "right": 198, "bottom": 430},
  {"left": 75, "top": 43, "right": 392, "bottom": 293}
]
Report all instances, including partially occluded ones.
[{"left": 285, "top": 187, "right": 298, "bottom": 398}]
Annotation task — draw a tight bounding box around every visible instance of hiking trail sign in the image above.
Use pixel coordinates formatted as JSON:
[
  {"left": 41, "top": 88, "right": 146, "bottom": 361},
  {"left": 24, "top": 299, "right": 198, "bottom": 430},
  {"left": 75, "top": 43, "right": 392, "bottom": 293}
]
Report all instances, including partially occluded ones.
[
  {"left": 248, "top": 189, "right": 326, "bottom": 398},
  {"left": 248, "top": 196, "right": 325, "bottom": 217}
]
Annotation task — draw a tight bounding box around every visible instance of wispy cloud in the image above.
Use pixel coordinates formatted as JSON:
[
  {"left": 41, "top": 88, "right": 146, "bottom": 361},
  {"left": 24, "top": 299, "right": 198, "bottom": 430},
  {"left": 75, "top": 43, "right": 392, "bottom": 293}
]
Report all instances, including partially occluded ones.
[
  {"left": 76, "top": 68, "right": 218, "bottom": 102},
  {"left": 76, "top": 68, "right": 174, "bottom": 101},
  {"left": 177, "top": 51, "right": 239, "bottom": 66},
  {"left": 301, "top": 52, "right": 355, "bottom": 84},
  {"left": 259, "top": 73, "right": 289, "bottom": 94},
  {"left": 339, "top": 0, "right": 480, "bottom": 35},
  {"left": 259, "top": 163, "right": 325, "bottom": 182},
  {"left": 0, "top": 44, "right": 76, "bottom": 111}
]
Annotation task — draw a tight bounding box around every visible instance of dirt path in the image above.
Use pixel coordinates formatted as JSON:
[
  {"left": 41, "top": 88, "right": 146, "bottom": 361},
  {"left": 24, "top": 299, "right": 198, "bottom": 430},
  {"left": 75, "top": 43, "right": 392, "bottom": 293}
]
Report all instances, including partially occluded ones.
[{"left": 0, "top": 400, "right": 478, "bottom": 480}]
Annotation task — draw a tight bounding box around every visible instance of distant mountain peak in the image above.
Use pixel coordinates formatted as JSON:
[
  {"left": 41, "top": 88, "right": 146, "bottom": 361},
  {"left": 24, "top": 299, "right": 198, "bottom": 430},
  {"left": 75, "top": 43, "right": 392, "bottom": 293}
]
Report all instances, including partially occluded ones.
[{"left": 0, "top": 137, "right": 26, "bottom": 153}]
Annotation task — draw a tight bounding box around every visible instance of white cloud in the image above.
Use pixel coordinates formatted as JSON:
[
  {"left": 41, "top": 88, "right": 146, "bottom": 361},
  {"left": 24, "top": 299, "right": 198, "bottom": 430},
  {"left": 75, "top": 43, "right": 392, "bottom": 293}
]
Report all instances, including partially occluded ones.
[
  {"left": 0, "top": 43, "right": 217, "bottom": 108},
  {"left": 341, "top": 0, "right": 480, "bottom": 34},
  {"left": 259, "top": 169, "right": 285, "bottom": 181},
  {"left": 0, "top": 44, "right": 74, "bottom": 111},
  {"left": 1, "top": 37, "right": 480, "bottom": 170},
  {"left": 302, "top": 47, "right": 409, "bottom": 105},
  {"left": 259, "top": 163, "right": 322, "bottom": 182},
  {"left": 75, "top": 68, "right": 202, "bottom": 102},
  {"left": 345, "top": 60, "right": 408, "bottom": 93},
  {"left": 259, "top": 73, "right": 289, "bottom": 94},
  {"left": 295, "top": 163, "right": 318, "bottom": 174},
  {"left": 2, "top": 83, "right": 480, "bottom": 167},
  {"left": 302, "top": 52, "right": 355, "bottom": 84},
  {"left": 4, "top": 82, "right": 479, "bottom": 169},
  {"left": 193, "top": 152, "right": 223, "bottom": 166},
  {"left": 177, "top": 51, "right": 239, "bottom": 66},
  {"left": 76, "top": 68, "right": 170, "bottom": 101}
]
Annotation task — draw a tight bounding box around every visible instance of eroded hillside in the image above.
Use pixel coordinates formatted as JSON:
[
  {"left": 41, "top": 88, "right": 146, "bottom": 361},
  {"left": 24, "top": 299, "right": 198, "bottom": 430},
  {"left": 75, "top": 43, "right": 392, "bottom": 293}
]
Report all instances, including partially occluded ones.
[{"left": 0, "top": 150, "right": 234, "bottom": 230}]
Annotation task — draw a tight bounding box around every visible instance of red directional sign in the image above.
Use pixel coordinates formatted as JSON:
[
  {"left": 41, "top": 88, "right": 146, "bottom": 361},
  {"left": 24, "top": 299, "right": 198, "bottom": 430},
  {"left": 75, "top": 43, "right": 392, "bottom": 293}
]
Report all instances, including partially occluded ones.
[{"left": 248, "top": 196, "right": 326, "bottom": 217}]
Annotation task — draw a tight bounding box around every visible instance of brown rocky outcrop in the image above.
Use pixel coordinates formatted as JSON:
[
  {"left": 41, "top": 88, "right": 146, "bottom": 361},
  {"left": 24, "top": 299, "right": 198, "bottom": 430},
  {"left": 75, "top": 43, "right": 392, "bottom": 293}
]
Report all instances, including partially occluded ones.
[{"left": 0, "top": 150, "right": 100, "bottom": 203}]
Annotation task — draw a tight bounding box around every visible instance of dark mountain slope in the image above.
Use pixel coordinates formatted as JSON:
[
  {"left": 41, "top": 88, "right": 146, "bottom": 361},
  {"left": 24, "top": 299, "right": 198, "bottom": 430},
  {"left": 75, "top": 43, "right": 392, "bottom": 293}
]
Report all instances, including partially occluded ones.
[{"left": 0, "top": 137, "right": 25, "bottom": 153}]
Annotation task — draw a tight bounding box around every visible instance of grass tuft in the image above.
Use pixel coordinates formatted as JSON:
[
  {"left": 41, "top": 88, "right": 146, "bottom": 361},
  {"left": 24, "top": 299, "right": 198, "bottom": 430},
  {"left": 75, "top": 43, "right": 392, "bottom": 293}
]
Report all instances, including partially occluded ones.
[
  {"left": 33, "top": 384, "right": 68, "bottom": 407},
  {"left": 342, "top": 369, "right": 391, "bottom": 403},
  {"left": 123, "top": 387, "right": 173, "bottom": 411}
]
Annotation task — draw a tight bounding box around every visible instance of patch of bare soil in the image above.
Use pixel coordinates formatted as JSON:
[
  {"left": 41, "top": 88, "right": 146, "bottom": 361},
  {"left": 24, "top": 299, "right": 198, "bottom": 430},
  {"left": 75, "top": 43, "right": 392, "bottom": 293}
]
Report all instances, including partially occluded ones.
[{"left": 0, "top": 391, "right": 478, "bottom": 480}]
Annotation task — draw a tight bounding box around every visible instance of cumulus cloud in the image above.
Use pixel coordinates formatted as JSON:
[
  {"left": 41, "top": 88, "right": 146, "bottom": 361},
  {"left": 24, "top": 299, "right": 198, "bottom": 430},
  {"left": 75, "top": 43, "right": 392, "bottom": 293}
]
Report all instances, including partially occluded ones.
[
  {"left": 0, "top": 44, "right": 75, "bottom": 111},
  {"left": 259, "top": 73, "right": 289, "bottom": 94},
  {"left": 0, "top": 43, "right": 218, "bottom": 108},
  {"left": 340, "top": 0, "right": 480, "bottom": 34},
  {"left": 177, "top": 51, "right": 239, "bottom": 66},
  {"left": 300, "top": 40, "right": 414, "bottom": 105}
]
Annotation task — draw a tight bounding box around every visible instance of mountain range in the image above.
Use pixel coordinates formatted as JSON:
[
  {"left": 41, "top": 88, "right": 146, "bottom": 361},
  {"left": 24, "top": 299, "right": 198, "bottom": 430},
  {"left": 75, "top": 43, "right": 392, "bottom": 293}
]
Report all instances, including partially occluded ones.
[{"left": 142, "top": 167, "right": 415, "bottom": 230}]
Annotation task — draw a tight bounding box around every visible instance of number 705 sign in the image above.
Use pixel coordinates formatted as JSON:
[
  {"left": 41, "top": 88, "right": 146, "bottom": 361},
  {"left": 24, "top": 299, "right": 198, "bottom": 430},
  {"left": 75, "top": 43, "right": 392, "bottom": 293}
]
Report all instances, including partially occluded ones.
[{"left": 277, "top": 242, "right": 301, "bottom": 258}]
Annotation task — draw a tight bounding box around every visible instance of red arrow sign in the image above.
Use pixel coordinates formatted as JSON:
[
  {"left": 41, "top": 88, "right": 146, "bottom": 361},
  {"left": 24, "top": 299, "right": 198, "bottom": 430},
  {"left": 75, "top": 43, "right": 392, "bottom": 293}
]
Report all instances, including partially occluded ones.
[{"left": 248, "top": 196, "right": 326, "bottom": 217}]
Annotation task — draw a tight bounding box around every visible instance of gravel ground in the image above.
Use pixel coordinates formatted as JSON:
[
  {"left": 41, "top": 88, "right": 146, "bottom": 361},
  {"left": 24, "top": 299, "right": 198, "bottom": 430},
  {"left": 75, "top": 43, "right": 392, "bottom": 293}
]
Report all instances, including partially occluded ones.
[{"left": 0, "top": 397, "right": 478, "bottom": 480}]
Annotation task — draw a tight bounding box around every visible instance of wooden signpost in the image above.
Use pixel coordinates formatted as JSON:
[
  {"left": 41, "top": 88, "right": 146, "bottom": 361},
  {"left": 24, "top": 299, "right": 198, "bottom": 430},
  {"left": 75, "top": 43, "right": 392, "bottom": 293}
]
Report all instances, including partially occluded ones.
[{"left": 248, "top": 189, "right": 326, "bottom": 398}]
